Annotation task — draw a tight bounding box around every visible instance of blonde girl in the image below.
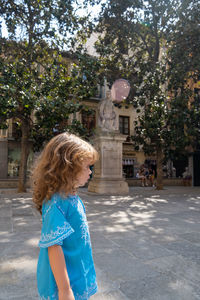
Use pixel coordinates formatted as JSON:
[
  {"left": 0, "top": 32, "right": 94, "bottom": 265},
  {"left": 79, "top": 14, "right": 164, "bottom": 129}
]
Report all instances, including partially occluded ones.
[{"left": 32, "top": 132, "right": 98, "bottom": 300}]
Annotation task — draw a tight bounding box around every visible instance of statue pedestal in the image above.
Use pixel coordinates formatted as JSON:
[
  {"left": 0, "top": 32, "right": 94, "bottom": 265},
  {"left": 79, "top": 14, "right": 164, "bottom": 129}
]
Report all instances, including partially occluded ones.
[{"left": 88, "top": 132, "right": 129, "bottom": 194}]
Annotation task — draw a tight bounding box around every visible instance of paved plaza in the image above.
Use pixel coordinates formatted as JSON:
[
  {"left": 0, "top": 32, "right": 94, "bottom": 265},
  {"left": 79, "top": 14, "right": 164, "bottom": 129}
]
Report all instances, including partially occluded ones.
[{"left": 1, "top": 186, "right": 200, "bottom": 300}]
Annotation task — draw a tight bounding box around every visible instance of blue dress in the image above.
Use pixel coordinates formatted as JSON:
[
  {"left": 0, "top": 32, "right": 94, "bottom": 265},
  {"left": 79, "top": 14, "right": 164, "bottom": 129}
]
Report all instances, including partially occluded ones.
[{"left": 37, "top": 193, "right": 98, "bottom": 300}]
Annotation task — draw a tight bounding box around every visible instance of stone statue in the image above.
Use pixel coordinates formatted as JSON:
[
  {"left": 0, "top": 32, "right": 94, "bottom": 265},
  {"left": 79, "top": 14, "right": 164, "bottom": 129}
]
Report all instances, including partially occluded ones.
[{"left": 98, "top": 91, "right": 118, "bottom": 132}]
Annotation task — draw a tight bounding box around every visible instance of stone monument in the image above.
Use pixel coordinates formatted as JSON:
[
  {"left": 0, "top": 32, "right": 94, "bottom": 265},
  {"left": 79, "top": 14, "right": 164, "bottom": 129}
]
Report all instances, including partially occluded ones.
[{"left": 88, "top": 90, "right": 129, "bottom": 194}]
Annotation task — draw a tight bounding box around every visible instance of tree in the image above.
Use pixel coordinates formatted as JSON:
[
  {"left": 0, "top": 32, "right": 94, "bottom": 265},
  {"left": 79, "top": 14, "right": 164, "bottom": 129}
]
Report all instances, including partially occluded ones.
[
  {"left": 93, "top": 0, "right": 200, "bottom": 189},
  {"left": 0, "top": 0, "right": 99, "bottom": 192},
  {"left": 0, "top": 43, "right": 75, "bottom": 191},
  {"left": 0, "top": 42, "right": 43, "bottom": 192},
  {"left": 166, "top": 0, "right": 200, "bottom": 155},
  {"left": 32, "top": 50, "right": 102, "bottom": 150}
]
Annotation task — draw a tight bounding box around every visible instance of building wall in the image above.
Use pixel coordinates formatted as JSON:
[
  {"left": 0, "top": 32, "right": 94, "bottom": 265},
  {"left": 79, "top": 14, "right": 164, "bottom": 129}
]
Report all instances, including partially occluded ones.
[
  {"left": 0, "top": 95, "right": 194, "bottom": 182},
  {"left": 0, "top": 139, "right": 8, "bottom": 179}
]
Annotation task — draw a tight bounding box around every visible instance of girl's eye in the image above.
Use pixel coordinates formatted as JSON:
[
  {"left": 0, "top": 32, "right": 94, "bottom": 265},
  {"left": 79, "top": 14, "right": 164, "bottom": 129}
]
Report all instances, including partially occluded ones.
[{"left": 83, "top": 165, "right": 90, "bottom": 170}]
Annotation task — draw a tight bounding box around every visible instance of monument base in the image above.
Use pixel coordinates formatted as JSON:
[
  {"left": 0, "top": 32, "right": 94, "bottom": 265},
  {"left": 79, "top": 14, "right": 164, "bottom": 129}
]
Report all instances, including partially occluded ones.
[
  {"left": 88, "top": 131, "right": 129, "bottom": 195},
  {"left": 88, "top": 178, "right": 129, "bottom": 194}
]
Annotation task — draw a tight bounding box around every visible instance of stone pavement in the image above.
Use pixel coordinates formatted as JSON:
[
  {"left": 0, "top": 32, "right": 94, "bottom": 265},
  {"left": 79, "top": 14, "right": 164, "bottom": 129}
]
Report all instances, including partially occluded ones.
[{"left": 1, "top": 186, "right": 200, "bottom": 300}]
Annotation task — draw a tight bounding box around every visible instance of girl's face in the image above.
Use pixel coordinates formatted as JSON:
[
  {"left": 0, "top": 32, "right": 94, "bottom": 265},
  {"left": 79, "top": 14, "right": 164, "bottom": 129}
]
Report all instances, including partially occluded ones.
[{"left": 75, "top": 159, "right": 92, "bottom": 188}]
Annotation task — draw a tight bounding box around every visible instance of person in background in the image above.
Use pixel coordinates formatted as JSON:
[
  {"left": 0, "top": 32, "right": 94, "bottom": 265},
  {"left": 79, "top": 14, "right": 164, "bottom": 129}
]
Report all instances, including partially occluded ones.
[
  {"left": 148, "top": 167, "right": 155, "bottom": 187},
  {"left": 183, "top": 167, "right": 192, "bottom": 186},
  {"left": 137, "top": 165, "right": 148, "bottom": 187}
]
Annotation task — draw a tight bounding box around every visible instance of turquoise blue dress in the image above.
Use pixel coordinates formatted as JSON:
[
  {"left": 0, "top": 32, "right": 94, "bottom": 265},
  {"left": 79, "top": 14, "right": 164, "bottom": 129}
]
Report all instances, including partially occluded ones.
[{"left": 37, "top": 193, "right": 98, "bottom": 300}]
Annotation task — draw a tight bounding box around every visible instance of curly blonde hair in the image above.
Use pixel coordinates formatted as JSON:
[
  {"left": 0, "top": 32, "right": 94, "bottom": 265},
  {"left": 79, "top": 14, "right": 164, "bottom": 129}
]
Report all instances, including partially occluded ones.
[{"left": 32, "top": 132, "right": 98, "bottom": 214}]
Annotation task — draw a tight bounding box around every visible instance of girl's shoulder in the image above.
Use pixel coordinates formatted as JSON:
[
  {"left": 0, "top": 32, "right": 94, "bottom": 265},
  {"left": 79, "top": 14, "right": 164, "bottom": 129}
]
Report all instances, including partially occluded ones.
[{"left": 42, "top": 193, "right": 81, "bottom": 217}]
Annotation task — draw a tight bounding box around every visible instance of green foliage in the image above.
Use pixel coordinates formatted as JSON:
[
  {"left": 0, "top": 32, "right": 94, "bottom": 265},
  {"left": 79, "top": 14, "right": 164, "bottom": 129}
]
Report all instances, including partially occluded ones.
[
  {"left": 0, "top": 0, "right": 101, "bottom": 149},
  {"left": 167, "top": 0, "right": 200, "bottom": 85},
  {"left": 0, "top": 45, "right": 101, "bottom": 151},
  {"left": 70, "top": 51, "right": 103, "bottom": 100},
  {"left": 95, "top": 0, "right": 200, "bottom": 162},
  {"left": 0, "top": 0, "right": 102, "bottom": 190},
  {"left": 132, "top": 61, "right": 169, "bottom": 155},
  {"left": 166, "top": 0, "right": 200, "bottom": 155},
  {"left": 0, "top": 57, "right": 38, "bottom": 123},
  {"left": 0, "top": 0, "right": 97, "bottom": 48}
]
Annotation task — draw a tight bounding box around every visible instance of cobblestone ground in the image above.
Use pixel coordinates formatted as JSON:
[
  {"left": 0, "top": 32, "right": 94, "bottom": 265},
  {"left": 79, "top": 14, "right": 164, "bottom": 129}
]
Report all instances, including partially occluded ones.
[{"left": 1, "top": 186, "right": 200, "bottom": 300}]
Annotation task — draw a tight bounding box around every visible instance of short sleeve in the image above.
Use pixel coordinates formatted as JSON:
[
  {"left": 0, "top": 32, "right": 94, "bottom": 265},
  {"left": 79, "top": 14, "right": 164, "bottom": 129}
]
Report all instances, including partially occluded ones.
[{"left": 38, "top": 199, "right": 74, "bottom": 248}]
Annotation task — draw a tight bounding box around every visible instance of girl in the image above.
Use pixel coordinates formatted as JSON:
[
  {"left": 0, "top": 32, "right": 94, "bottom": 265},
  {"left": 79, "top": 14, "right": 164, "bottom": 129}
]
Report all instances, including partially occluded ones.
[{"left": 32, "top": 132, "right": 99, "bottom": 300}]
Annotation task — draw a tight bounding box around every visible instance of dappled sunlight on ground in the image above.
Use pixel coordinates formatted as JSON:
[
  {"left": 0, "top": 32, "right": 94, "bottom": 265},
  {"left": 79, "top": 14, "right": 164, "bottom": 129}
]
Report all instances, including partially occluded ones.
[
  {"left": 1, "top": 188, "right": 200, "bottom": 299},
  {"left": 145, "top": 197, "right": 168, "bottom": 203},
  {"left": 26, "top": 238, "right": 39, "bottom": 247}
]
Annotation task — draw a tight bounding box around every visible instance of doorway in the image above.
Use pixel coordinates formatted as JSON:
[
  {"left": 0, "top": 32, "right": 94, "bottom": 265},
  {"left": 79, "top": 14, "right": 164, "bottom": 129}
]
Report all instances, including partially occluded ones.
[
  {"left": 173, "top": 156, "right": 188, "bottom": 178},
  {"left": 193, "top": 152, "right": 200, "bottom": 186}
]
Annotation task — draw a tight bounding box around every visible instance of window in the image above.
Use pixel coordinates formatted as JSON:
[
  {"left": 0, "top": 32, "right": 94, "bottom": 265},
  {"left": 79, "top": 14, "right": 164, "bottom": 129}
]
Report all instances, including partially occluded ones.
[
  {"left": 119, "top": 116, "right": 130, "bottom": 135},
  {"left": 95, "top": 84, "right": 104, "bottom": 99},
  {"left": 122, "top": 159, "right": 134, "bottom": 178},
  {"left": 0, "top": 129, "right": 8, "bottom": 138},
  {"left": 12, "top": 119, "right": 21, "bottom": 139},
  {"left": 81, "top": 109, "right": 96, "bottom": 135},
  {"left": 194, "top": 88, "right": 200, "bottom": 104}
]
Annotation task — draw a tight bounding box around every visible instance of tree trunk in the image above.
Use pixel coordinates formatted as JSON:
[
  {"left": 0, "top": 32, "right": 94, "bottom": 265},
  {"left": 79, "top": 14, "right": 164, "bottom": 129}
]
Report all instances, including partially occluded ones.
[
  {"left": 18, "top": 119, "right": 30, "bottom": 192},
  {"left": 156, "top": 145, "right": 164, "bottom": 190}
]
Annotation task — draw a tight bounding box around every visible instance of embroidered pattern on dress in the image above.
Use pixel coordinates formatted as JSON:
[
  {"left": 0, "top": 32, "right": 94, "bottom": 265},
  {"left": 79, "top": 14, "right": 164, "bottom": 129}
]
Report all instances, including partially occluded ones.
[
  {"left": 74, "top": 282, "right": 98, "bottom": 300},
  {"left": 39, "top": 295, "right": 57, "bottom": 300},
  {"left": 68, "top": 195, "right": 85, "bottom": 215},
  {"left": 70, "top": 196, "right": 91, "bottom": 245},
  {"left": 43, "top": 199, "right": 57, "bottom": 219},
  {"left": 56, "top": 203, "right": 65, "bottom": 216},
  {"left": 68, "top": 195, "right": 79, "bottom": 209},
  {"left": 39, "top": 222, "right": 74, "bottom": 247},
  {"left": 43, "top": 194, "right": 65, "bottom": 219},
  {"left": 39, "top": 289, "right": 58, "bottom": 300},
  {"left": 80, "top": 221, "right": 91, "bottom": 245},
  {"left": 39, "top": 283, "right": 97, "bottom": 300}
]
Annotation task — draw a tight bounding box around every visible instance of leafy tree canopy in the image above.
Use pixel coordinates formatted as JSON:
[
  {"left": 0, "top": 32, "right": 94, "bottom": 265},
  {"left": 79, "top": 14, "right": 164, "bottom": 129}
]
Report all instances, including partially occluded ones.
[
  {"left": 93, "top": 0, "right": 200, "bottom": 188},
  {"left": 0, "top": 0, "right": 97, "bottom": 48},
  {"left": 0, "top": 0, "right": 101, "bottom": 191}
]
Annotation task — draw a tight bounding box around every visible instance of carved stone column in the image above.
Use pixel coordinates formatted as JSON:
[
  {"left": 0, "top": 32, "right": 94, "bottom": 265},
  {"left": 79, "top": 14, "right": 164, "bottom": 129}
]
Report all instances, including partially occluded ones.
[
  {"left": 0, "top": 139, "right": 8, "bottom": 179},
  {"left": 88, "top": 132, "right": 129, "bottom": 194}
]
